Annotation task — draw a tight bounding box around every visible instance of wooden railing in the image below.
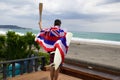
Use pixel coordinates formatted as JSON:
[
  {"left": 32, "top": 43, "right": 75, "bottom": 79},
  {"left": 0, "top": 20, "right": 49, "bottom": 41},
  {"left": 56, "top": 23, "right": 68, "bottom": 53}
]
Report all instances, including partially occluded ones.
[{"left": 0, "top": 56, "right": 46, "bottom": 80}]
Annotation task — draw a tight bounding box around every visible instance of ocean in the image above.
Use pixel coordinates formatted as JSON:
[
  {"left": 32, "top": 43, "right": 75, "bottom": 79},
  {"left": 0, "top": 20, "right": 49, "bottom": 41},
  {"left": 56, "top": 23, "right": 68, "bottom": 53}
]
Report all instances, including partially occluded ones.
[{"left": 1, "top": 28, "right": 120, "bottom": 45}]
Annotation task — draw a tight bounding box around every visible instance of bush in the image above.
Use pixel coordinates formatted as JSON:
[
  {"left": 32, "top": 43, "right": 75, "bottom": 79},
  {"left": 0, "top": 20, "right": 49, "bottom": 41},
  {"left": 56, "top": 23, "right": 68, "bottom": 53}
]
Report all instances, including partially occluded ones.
[
  {"left": 0, "top": 31, "right": 40, "bottom": 60},
  {"left": 38, "top": 52, "right": 50, "bottom": 65},
  {"left": 0, "top": 31, "right": 50, "bottom": 65},
  {"left": 0, "top": 35, "right": 6, "bottom": 59}
]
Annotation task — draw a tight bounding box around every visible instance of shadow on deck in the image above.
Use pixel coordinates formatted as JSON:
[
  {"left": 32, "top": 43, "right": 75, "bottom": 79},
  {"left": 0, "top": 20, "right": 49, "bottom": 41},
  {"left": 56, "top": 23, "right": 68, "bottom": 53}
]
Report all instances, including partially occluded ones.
[{"left": 8, "top": 71, "right": 82, "bottom": 80}]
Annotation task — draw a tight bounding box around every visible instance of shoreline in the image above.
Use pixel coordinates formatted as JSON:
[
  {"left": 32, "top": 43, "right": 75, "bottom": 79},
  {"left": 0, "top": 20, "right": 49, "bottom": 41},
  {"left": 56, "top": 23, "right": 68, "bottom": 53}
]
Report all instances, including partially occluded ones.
[{"left": 71, "top": 39, "right": 120, "bottom": 48}]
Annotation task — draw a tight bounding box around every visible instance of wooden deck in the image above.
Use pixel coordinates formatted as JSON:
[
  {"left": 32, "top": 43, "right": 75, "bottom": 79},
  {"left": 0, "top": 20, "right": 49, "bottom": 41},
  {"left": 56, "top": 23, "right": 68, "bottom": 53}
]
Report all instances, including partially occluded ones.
[{"left": 7, "top": 71, "right": 82, "bottom": 80}]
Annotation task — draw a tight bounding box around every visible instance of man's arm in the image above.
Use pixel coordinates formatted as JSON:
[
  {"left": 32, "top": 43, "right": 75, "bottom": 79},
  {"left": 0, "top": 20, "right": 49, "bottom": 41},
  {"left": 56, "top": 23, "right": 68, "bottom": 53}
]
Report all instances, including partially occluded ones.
[{"left": 38, "top": 21, "right": 42, "bottom": 30}]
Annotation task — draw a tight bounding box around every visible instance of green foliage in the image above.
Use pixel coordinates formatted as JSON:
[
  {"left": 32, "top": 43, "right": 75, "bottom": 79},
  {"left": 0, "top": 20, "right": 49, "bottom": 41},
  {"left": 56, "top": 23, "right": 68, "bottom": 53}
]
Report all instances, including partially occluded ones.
[
  {"left": 38, "top": 52, "right": 50, "bottom": 65},
  {"left": 34, "top": 42, "right": 40, "bottom": 52},
  {"left": 0, "top": 31, "right": 50, "bottom": 65},
  {"left": 0, "top": 35, "right": 6, "bottom": 59},
  {"left": 0, "top": 31, "right": 51, "bottom": 68},
  {"left": 0, "top": 31, "right": 40, "bottom": 60},
  {"left": 24, "top": 32, "right": 36, "bottom": 56},
  {"left": 4, "top": 31, "right": 27, "bottom": 59}
]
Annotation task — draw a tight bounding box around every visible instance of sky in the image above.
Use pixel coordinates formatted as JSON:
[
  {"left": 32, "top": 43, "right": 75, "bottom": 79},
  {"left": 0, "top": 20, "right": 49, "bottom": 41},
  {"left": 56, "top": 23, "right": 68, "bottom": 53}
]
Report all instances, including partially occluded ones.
[{"left": 0, "top": 0, "right": 120, "bottom": 33}]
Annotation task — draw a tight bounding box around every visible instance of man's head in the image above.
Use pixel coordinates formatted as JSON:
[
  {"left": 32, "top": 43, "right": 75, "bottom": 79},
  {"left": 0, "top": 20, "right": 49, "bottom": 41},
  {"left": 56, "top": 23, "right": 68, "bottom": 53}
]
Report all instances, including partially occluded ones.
[{"left": 54, "top": 19, "right": 61, "bottom": 27}]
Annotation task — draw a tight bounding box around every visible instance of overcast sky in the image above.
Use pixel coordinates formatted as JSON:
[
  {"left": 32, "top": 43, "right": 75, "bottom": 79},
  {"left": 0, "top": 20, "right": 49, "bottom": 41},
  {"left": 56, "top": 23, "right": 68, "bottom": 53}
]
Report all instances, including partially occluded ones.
[{"left": 0, "top": 0, "right": 120, "bottom": 33}]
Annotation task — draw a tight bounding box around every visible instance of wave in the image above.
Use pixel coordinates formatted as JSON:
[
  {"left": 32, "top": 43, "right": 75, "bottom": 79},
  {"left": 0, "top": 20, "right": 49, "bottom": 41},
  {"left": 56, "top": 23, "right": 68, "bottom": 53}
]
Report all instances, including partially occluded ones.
[
  {"left": 0, "top": 29, "right": 24, "bottom": 35},
  {"left": 0, "top": 29, "right": 7, "bottom": 35},
  {"left": 72, "top": 37, "right": 120, "bottom": 46}
]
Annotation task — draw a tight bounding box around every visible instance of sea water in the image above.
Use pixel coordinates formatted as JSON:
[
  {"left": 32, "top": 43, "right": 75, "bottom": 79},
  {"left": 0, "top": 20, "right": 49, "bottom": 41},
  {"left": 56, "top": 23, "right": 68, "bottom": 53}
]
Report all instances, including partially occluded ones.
[
  {"left": 1, "top": 28, "right": 120, "bottom": 45},
  {"left": 71, "top": 31, "right": 120, "bottom": 45}
]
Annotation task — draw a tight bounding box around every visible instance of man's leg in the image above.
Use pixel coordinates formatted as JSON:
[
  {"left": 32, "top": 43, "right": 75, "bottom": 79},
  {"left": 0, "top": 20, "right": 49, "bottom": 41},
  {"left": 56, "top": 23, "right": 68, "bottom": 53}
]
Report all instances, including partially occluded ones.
[
  {"left": 54, "top": 66, "right": 60, "bottom": 80},
  {"left": 49, "top": 53, "right": 55, "bottom": 80},
  {"left": 49, "top": 52, "right": 61, "bottom": 80},
  {"left": 50, "top": 65, "right": 55, "bottom": 80},
  {"left": 50, "top": 66, "right": 60, "bottom": 80}
]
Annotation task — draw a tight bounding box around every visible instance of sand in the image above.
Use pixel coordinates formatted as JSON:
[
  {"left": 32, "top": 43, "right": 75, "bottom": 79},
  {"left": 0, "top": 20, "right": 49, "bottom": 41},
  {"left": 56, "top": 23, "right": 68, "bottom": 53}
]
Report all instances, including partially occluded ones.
[
  {"left": 66, "top": 40, "right": 120, "bottom": 69},
  {"left": 40, "top": 40, "right": 120, "bottom": 70}
]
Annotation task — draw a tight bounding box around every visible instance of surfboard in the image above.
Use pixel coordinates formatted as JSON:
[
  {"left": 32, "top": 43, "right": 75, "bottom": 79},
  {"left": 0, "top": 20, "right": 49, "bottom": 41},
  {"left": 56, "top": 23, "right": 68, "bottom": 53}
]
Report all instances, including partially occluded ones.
[{"left": 53, "top": 32, "right": 73, "bottom": 70}]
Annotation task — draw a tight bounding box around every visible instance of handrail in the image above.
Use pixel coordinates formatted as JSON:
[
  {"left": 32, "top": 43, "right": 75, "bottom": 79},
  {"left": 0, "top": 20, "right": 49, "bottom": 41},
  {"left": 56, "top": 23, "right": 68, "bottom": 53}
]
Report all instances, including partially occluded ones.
[{"left": 0, "top": 56, "right": 46, "bottom": 80}]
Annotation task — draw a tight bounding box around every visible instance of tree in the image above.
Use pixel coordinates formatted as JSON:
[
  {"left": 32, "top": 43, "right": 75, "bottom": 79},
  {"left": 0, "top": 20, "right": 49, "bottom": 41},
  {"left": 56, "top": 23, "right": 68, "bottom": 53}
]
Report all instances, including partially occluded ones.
[
  {"left": 24, "top": 32, "right": 35, "bottom": 57},
  {"left": 0, "top": 31, "right": 41, "bottom": 60},
  {"left": 0, "top": 35, "right": 6, "bottom": 60},
  {"left": 5, "top": 31, "right": 21, "bottom": 60}
]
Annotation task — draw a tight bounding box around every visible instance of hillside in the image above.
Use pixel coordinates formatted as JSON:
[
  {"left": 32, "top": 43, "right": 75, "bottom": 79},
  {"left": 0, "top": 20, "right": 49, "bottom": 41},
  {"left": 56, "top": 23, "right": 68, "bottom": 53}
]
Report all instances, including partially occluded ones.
[{"left": 0, "top": 25, "right": 30, "bottom": 29}]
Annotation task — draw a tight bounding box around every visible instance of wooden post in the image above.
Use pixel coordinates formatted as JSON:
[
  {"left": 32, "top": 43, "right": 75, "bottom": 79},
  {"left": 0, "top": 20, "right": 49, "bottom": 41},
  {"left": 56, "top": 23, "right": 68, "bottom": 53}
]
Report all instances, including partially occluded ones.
[
  {"left": 41, "top": 56, "right": 45, "bottom": 70},
  {"left": 12, "top": 63, "right": 15, "bottom": 77},
  {"left": 27, "top": 60, "right": 31, "bottom": 73},
  {"left": 35, "top": 59, "right": 38, "bottom": 71},
  {"left": 3, "top": 64, "right": 7, "bottom": 80},
  {"left": 20, "top": 61, "right": 24, "bottom": 75}
]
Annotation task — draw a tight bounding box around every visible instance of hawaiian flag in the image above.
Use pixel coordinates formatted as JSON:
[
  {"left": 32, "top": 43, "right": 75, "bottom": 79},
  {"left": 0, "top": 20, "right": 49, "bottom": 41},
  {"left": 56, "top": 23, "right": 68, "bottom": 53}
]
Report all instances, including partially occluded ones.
[{"left": 35, "top": 26, "right": 68, "bottom": 63}]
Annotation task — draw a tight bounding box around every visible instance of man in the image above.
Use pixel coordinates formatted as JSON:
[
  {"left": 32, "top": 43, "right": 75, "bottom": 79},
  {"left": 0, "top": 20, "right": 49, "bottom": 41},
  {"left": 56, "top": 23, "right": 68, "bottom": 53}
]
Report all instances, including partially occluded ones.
[{"left": 35, "top": 19, "right": 68, "bottom": 80}]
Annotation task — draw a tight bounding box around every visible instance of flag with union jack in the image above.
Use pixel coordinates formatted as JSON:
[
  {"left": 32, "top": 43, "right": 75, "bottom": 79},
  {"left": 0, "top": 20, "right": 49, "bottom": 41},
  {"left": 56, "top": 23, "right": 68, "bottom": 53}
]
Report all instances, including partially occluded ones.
[{"left": 35, "top": 26, "right": 68, "bottom": 63}]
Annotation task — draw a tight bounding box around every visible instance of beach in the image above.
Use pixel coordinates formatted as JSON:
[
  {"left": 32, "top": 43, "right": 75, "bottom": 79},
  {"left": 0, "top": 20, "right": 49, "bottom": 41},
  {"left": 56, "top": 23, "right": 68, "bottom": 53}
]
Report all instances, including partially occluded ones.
[{"left": 66, "top": 40, "right": 120, "bottom": 69}]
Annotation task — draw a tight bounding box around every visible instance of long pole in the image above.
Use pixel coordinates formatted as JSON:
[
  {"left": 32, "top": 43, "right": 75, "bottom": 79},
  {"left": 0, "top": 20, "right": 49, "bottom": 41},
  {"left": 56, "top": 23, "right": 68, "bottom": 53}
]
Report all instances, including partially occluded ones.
[{"left": 39, "top": 3, "right": 43, "bottom": 30}]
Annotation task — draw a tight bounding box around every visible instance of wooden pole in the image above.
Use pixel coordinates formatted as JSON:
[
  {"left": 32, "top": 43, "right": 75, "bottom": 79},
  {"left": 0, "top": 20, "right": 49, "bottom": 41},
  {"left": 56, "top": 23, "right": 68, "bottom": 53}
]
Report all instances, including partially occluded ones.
[{"left": 39, "top": 3, "right": 43, "bottom": 30}]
